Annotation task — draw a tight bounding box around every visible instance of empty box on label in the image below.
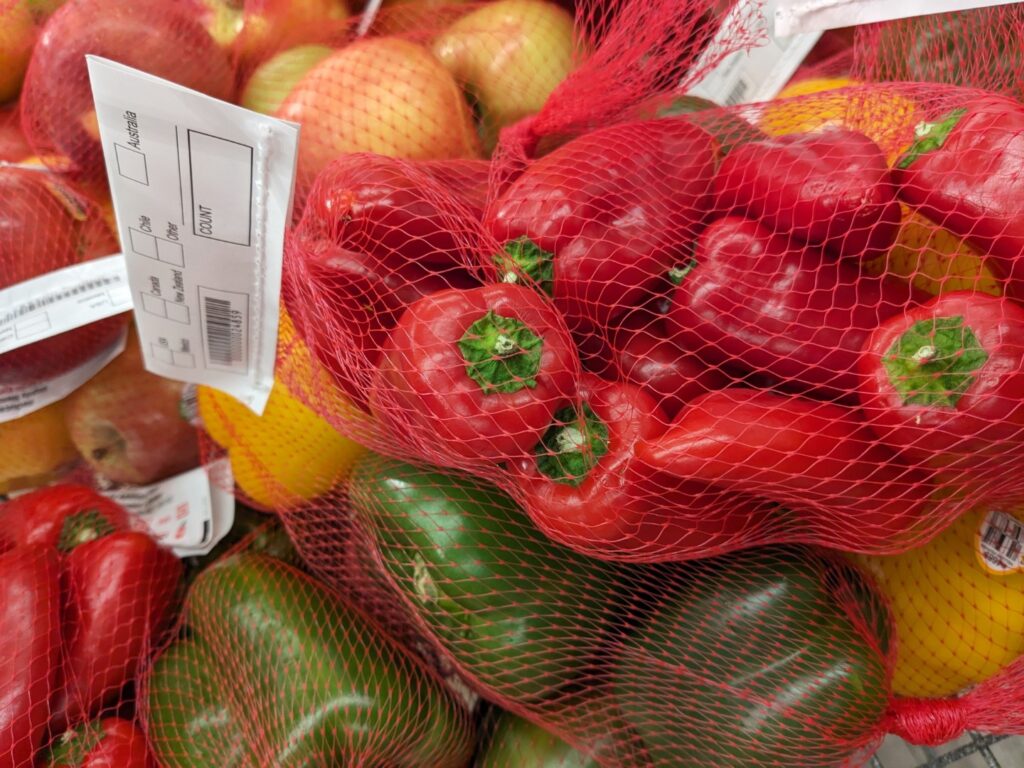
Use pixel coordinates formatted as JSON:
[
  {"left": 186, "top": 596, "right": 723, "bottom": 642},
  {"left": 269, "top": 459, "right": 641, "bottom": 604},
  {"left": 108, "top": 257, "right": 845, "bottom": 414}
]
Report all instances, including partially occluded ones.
[
  {"left": 114, "top": 143, "right": 148, "bottom": 185},
  {"left": 187, "top": 130, "right": 253, "bottom": 247}
]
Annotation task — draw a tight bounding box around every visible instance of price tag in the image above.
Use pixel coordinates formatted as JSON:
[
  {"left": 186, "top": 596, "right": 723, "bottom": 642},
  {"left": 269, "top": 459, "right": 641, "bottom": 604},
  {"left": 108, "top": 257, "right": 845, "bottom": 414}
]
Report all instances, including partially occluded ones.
[
  {"left": 0, "top": 254, "right": 132, "bottom": 355},
  {"left": 976, "top": 509, "right": 1024, "bottom": 575},
  {"left": 688, "top": 0, "right": 821, "bottom": 106},
  {"left": 774, "top": 0, "right": 1019, "bottom": 38},
  {"left": 106, "top": 459, "right": 235, "bottom": 558},
  {"left": 87, "top": 57, "right": 300, "bottom": 416}
]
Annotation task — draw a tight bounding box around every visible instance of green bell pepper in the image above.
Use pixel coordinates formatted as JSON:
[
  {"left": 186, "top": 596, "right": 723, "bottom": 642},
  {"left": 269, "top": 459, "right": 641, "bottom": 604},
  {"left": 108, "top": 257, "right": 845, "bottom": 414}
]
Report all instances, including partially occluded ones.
[
  {"left": 146, "top": 553, "right": 474, "bottom": 768},
  {"left": 347, "top": 453, "right": 621, "bottom": 702},
  {"left": 477, "top": 712, "right": 599, "bottom": 768},
  {"left": 615, "top": 546, "right": 891, "bottom": 767}
]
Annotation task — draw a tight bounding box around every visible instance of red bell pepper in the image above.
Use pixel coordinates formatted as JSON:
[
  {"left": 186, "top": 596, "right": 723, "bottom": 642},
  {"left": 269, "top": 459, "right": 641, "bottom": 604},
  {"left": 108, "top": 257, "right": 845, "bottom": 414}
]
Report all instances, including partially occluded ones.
[
  {"left": 0, "top": 546, "right": 61, "bottom": 768},
  {"left": 858, "top": 292, "right": 1024, "bottom": 471},
  {"left": 612, "top": 305, "right": 731, "bottom": 418},
  {"left": 43, "top": 717, "right": 154, "bottom": 768},
  {"left": 0, "top": 486, "right": 182, "bottom": 734},
  {"left": 302, "top": 153, "right": 486, "bottom": 271},
  {"left": 510, "top": 376, "right": 777, "bottom": 561},
  {"left": 667, "top": 216, "right": 921, "bottom": 400},
  {"left": 510, "top": 376, "right": 667, "bottom": 546},
  {"left": 893, "top": 96, "right": 1024, "bottom": 299},
  {"left": 374, "top": 283, "right": 579, "bottom": 463},
  {"left": 285, "top": 236, "right": 478, "bottom": 408},
  {"left": 715, "top": 128, "right": 901, "bottom": 260},
  {"left": 486, "top": 117, "right": 716, "bottom": 327},
  {"left": 636, "top": 388, "right": 932, "bottom": 542}
]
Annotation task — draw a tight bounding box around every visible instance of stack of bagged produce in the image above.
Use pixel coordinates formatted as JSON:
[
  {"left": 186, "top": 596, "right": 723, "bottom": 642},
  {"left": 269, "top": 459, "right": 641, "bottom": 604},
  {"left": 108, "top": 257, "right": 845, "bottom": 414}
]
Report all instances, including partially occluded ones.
[{"left": 7, "top": 0, "right": 1024, "bottom": 766}]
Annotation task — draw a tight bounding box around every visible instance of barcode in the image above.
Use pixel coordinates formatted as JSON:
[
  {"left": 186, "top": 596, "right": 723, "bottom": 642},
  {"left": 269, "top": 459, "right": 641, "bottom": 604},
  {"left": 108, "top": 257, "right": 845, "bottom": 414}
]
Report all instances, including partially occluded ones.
[
  {"left": 724, "top": 77, "right": 750, "bottom": 106},
  {"left": 0, "top": 276, "right": 123, "bottom": 325},
  {"left": 204, "top": 297, "right": 243, "bottom": 366},
  {"left": 980, "top": 511, "right": 1024, "bottom": 571}
]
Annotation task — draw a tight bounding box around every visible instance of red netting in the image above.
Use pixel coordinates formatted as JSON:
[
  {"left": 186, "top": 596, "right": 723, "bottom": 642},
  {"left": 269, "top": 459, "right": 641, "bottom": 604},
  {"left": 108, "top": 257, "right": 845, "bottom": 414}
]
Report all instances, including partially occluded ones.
[{"left": 10, "top": 1, "right": 1024, "bottom": 766}]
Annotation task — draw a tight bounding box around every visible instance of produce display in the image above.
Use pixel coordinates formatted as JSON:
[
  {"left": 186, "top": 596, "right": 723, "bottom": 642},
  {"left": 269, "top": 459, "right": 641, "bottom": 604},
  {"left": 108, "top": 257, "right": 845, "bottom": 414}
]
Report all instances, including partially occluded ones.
[{"left": 7, "top": 0, "right": 1024, "bottom": 766}]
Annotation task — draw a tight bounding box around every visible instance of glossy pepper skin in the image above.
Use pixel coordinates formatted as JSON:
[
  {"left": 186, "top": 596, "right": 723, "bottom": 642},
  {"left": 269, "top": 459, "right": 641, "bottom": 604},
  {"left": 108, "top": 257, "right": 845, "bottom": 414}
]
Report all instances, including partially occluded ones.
[
  {"left": 43, "top": 717, "right": 154, "bottom": 768},
  {"left": 612, "top": 306, "right": 729, "bottom": 418},
  {"left": 668, "top": 216, "right": 921, "bottom": 400},
  {"left": 486, "top": 118, "right": 716, "bottom": 327},
  {"left": 637, "top": 388, "right": 931, "bottom": 543},
  {"left": 615, "top": 547, "right": 891, "bottom": 767},
  {"left": 373, "top": 283, "right": 578, "bottom": 463},
  {"left": 302, "top": 153, "right": 486, "bottom": 271},
  {"left": 347, "top": 453, "right": 620, "bottom": 701},
  {"left": 146, "top": 554, "right": 473, "bottom": 768},
  {"left": 0, "top": 486, "right": 182, "bottom": 733},
  {"left": 858, "top": 292, "right": 1024, "bottom": 470},
  {"left": 285, "top": 236, "right": 478, "bottom": 409},
  {"left": 715, "top": 128, "right": 901, "bottom": 259},
  {"left": 0, "top": 547, "right": 60, "bottom": 768},
  {"left": 893, "top": 96, "right": 1024, "bottom": 300},
  {"left": 511, "top": 376, "right": 668, "bottom": 547}
]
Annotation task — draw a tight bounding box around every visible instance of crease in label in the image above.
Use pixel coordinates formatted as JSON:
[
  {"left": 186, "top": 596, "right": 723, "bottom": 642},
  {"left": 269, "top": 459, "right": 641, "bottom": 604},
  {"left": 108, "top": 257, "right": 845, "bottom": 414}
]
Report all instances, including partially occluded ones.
[{"left": 86, "top": 57, "right": 300, "bottom": 416}]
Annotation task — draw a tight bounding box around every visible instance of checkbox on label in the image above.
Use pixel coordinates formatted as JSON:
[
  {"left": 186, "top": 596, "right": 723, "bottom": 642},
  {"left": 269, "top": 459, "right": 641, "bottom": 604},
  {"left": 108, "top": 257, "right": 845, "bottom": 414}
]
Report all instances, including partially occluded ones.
[
  {"left": 172, "top": 351, "right": 195, "bottom": 368},
  {"left": 15, "top": 313, "right": 50, "bottom": 338},
  {"left": 115, "top": 144, "right": 149, "bottom": 185},
  {"left": 130, "top": 228, "right": 157, "bottom": 259},
  {"left": 141, "top": 293, "right": 166, "bottom": 318},
  {"left": 166, "top": 302, "right": 190, "bottom": 324},
  {"left": 151, "top": 344, "right": 173, "bottom": 364},
  {"left": 157, "top": 239, "right": 184, "bottom": 267}
]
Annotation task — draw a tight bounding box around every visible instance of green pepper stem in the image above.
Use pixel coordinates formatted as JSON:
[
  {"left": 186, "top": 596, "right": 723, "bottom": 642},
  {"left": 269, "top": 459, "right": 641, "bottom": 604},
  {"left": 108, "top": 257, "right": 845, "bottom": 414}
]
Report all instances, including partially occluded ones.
[
  {"left": 459, "top": 310, "right": 544, "bottom": 395},
  {"left": 896, "top": 107, "right": 967, "bottom": 169},
  {"left": 58, "top": 509, "right": 117, "bottom": 554},
  {"left": 535, "top": 404, "right": 610, "bottom": 486},
  {"left": 494, "top": 237, "right": 554, "bottom": 295}
]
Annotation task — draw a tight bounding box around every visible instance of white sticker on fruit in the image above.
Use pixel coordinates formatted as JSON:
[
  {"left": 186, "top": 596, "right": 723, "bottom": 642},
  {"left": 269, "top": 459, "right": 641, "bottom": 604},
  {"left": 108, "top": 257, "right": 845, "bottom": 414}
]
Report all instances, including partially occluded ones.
[
  {"left": 688, "top": 0, "right": 821, "bottom": 106},
  {"left": 106, "top": 458, "right": 235, "bottom": 558},
  {"left": 976, "top": 509, "right": 1024, "bottom": 574},
  {"left": 86, "top": 56, "right": 300, "bottom": 416},
  {"left": 775, "top": 0, "right": 1019, "bottom": 37},
  {"left": 0, "top": 254, "right": 133, "bottom": 355},
  {"left": 0, "top": 325, "right": 127, "bottom": 423}
]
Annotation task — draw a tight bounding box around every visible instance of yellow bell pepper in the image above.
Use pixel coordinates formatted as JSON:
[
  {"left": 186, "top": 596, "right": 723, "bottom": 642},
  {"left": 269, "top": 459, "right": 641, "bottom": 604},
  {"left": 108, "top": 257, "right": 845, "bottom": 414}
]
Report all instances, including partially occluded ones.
[
  {"left": 856, "top": 504, "right": 1024, "bottom": 698},
  {"left": 198, "top": 310, "right": 366, "bottom": 510}
]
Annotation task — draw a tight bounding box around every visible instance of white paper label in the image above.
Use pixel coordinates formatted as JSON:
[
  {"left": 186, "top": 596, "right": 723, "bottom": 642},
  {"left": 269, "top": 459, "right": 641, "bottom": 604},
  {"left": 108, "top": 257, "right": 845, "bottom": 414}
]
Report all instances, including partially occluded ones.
[
  {"left": 0, "top": 254, "right": 133, "bottom": 355},
  {"left": 106, "top": 459, "right": 235, "bottom": 557},
  {"left": 0, "top": 325, "right": 127, "bottom": 423},
  {"left": 976, "top": 509, "right": 1024, "bottom": 574},
  {"left": 775, "top": 0, "right": 1019, "bottom": 37},
  {"left": 87, "top": 56, "right": 300, "bottom": 416},
  {"left": 689, "top": 0, "right": 822, "bottom": 106}
]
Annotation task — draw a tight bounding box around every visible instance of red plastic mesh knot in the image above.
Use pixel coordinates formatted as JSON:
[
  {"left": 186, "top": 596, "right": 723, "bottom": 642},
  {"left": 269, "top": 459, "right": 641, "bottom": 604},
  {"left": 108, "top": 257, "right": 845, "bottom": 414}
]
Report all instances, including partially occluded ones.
[
  {"left": 498, "top": 114, "right": 541, "bottom": 159},
  {"left": 884, "top": 696, "right": 971, "bottom": 747}
]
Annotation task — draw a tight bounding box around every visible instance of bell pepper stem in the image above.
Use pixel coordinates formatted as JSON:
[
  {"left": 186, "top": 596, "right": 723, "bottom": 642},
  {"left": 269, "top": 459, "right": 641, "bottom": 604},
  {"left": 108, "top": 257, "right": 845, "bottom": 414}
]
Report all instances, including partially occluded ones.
[
  {"left": 896, "top": 107, "right": 968, "bottom": 169},
  {"left": 882, "top": 315, "right": 988, "bottom": 408},
  {"left": 535, "top": 403, "right": 610, "bottom": 486},
  {"left": 58, "top": 509, "right": 118, "bottom": 554},
  {"left": 459, "top": 310, "right": 544, "bottom": 394},
  {"left": 494, "top": 237, "right": 554, "bottom": 295}
]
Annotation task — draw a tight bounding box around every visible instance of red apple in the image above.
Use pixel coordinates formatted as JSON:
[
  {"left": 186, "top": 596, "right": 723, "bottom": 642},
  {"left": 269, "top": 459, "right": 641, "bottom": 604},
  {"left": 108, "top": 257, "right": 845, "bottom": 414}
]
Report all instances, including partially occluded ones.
[
  {"left": 0, "top": 166, "right": 128, "bottom": 388},
  {"left": 20, "top": 0, "right": 235, "bottom": 184},
  {"left": 276, "top": 37, "right": 480, "bottom": 192},
  {"left": 0, "top": 0, "right": 35, "bottom": 103},
  {"left": 64, "top": 327, "right": 201, "bottom": 485},
  {"left": 0, "top": 106, "right": 31, "bottom": 160}
]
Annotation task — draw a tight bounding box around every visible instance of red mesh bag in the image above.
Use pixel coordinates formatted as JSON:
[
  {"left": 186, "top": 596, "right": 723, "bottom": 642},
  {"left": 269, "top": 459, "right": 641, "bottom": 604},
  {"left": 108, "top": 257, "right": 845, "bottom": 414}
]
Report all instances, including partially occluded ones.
[
  {"left": 0, "top": 485, "right": 182, "bottom": 767},
  {"left": 19, "top": 0, "right": 237, "bottom": 189},
  {"left": 851, "top": 4, "right": 1024, "bottom": 98}
]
